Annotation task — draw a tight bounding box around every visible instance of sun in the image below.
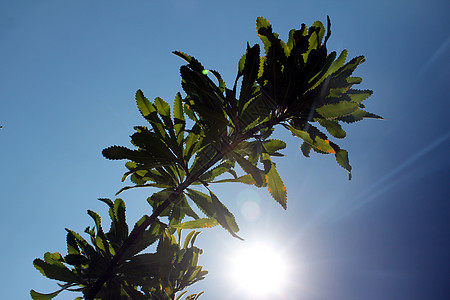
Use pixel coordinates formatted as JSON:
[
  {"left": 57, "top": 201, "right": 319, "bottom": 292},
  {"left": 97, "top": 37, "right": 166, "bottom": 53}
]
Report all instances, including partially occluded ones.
[{"left": 229, "top": 242, "right": 289, "bottom": 296}]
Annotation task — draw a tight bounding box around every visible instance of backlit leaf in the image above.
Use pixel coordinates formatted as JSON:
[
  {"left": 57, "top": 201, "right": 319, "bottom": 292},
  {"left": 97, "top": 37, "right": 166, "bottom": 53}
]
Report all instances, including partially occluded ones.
[
  {"left": 171, "top": 218, "right": 219, "bottom": 230},
  {"left": 318, "top": 119, "right": 346, "bottom": 138},
  {"left": 316, "top": 101, "right": 359, "bottom": 119},
  {"left": 264, "top": 159, "right": 287, "bottom": 209},
  {"left": 30, "top": 289, "right": 62, "bottom": 300},
  {"left": 335, "top": 149, "right": 352, "bottom": 180}
]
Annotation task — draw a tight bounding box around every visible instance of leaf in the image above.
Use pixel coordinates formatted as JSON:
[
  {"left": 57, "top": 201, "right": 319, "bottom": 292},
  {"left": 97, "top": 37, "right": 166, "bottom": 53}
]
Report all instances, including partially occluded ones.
[
  {"left": 198, "top": 161, "right": 234, "bottom": 183},
  {"left": 318, "top": 119, "right": 346, "bottom": 138},
  {"left": 316, "top": 101, "right": 359, "bottom": 119},
  {"left": 135, "top": 90, "right": 167, "bottom": 138},
  {"left": 176, "top": 291, "right": 188, "bottom": 300},
  {"left": 135, "top": 89, "right": 156, "bottom": 118},
  {"left": 30, "top": 289, "right": 62, "bottom": 300},
  {"left": 256, "top": 17, "right": 272, "bottom": 53},
  {"left": 102, "top": 146, "right": 137, "bottom": 160},
  {"left": 213, "top": 174, "right": 256, "bottom": 185},
  {"left": 33, "top": 258, "right": 78, "bottom": 282},
  {"left": 102, "top": 146, "right": 173, "bottom": 167},
  {"left": 113, "top": 198, "right": 128, "bottom": 242},
  {"left": 185, "top": 189, "right": 213, "bottom": 217},
  {"left": 328, "top": 49, "right": 348, "bottom": 75},
  {"left": 173, "top": 51, "right": 205, "bottom": 72},
  {"left": 264, "top": 158, "right": 287, "bottom": 209},
  {"left": 173, "top": 92, "right": 186, "bottom": 145},
  {"left": 64, "top": 254, "right": 89, "bottom": 266},
  {"left": 346, "top": 89, "right": 373, "bottom": 103},
  {"left": 208, "top": 190, "right": 241, "bottom": 239},
  {"left": 335, "top": 149, "right": 352, "bottom": 180},
  {"left": 308, "top": 49, "right": 348, "bottom": 91},
  {"left": 66, "top": 231, "right": 80, "bottom": 255},
  {"left": 209, "top": 69, "right": 226, "bottom": 93},
  {"left": 64, "top": 229, "right": 97, "bottom": 262},
  {"left": 123, "top": 221, "right": 164, "bottom": 259},
  {"left": 186, "top": 189, "right": 241, "bottom": 239},
  {"left": 262, "top": 139, "right": 286, "bottom": 155},
  {"left": 182, "top": 231, "right": 196, "bottom": 249},
  {"left": 337, "top": 109, "right": 383, "bottom": 123},
  {"left": 154, "top": 97, "right": 171, "bottom": 117},
  {"left": 231, "top": 151, "right": 264, "bottom": 186},
  {"left": 287, "top": 125, "right": 336, "bottom": 154},
  {"left": 300, "top": 142, "right": 312, "bottom": 157},
  {"left": 87, "top": 210, "right": 110, "bottom": 257},
  {"left": 238, "top": 43, "right": 261, "bottom": 112},
  {"left": 117, "top": 253, "right": 160, "bottom": 278},
  {"left": 189, "top": 144, "right": 219, "bottom": 177},
  {"left": 130, "top": 128, "right": 176, "bottom": 161},
  {"left": 171, "top": 218, "right": 219, "bottom": 230}
]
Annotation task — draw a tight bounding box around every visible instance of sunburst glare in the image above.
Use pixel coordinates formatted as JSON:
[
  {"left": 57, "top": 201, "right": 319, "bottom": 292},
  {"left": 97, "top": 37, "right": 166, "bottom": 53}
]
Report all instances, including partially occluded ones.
[{"left": 228, "top": 242, "right": 289, "bottom": 297}]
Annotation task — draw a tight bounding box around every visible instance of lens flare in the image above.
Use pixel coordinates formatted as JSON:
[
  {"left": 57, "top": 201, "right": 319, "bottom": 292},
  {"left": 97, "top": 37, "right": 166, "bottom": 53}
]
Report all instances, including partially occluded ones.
[{"left": 229, "top": 243, "right": 288, "bottom": 296}]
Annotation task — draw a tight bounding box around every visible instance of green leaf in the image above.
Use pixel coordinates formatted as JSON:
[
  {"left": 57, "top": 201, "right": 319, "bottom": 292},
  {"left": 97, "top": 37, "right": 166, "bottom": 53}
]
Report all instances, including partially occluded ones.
[
  {"left": 231, "top": 151, "right": 264, "bottom": 186},
  {"left": 136, "top": 89, "right": 156, "bottom": 118},
  {"left": 123, "top": 221, "right": 164, "bottom": 259},
  {"left": 329, "top": 49, "right": 348, "bottom": 75},
  {"left": 189, "top": 144, "right": 218, "bottom": 176},
  {"left": 135, "top": 90, "right": 167, "bottom": 138},
  {"left": 64, "top": 254, "right": 89, "bottom": 266},
  {"left": 30, "top": 289, "right": 62, "bottom": 300},
  {"left": 318, "top": 119, "right": 346, "bottom": 138},
  {"left": 308, "top": 49, "right": 348, "bottom": 91},
  {"left": 316, "top": 101, "right": 359, "bottom": 119},
  {"left": 287, "top": 125, "right": 336, "bottom": 154},
  {"left": 147, "top": 190, "right": 173, "bottom": 217},
  {"left": 198, "top": 161, "right": 234, "bottom": 183},
  {"left": 208, "top": 190, "right": 241, "bottom": 239},
  {"left": 213, "top": 174, "right": 256, "bottom": 185},
  {"left": 102, "top": 146, "right": 138, "bottom": 160},
  {"left": 33, "top": 258, "right": 78, "bottom": 282},
  {"left": 64, "top": 229, "right": 97, "bottom": 262},
  {"left": 115, "top": 183, "right": 172, "bottom": 196},
  {"left": 347, "top": 76, "right": 362, "bottom": 85},
  {"left": 102, "top": 145, "right": 173, "bottom": 167},
  {"left": 173, "top": 51, "right": 205, "bottom": 72},
  {"left": 335, "top": 149, "right": 352, "bottom": 180},
  {"left": 337, "top": 109, "right": 383, "bottom": 123},
  {"left": 87, "top": 210, "right": 110, "bottom": 257},
  {"left": 182, "top": 231, "right": 196, "bottom": 249},
  {"left": 238, "top": 43, "right": 261, "bottom": 112},
  {"left": 300, "top": 142, "right": 312, "bottom": 157},
  {"left": 176, "top": 291, "right": 188, "bottom": 300},
  {"left": 171, "top": 218, "right": 219, "bottom": 230},
  {"left": 262, "top": 139, "right": 286, "bottom": 155},
  {"left": 154, "top": 97, "right": 171, "bottom": 117},
  {"left": 173, "top": 93, "right": 186, "bottom": 145},
  {"left": 186, "top": 189, "right": 241, "bottom": 239},
  {"left": 174, "top": 92, "right": 185, "bottom": 121},
  {"left": 113, "top": 198, "right": 128, "bottom": 242},
  {"left": 264, "top": 158, "right": 287, "bottom": 209},
  {"left": 130, "top": 128, "right": 176, "bottom": 161},
  {"left": 346, "top": 89, "right": 373, "bottom": 103},
  {"left": 185, "top": 189, "right": 213, "bottom": 217},
  {"left": 209, "top": 69, "right": 226, "bottom": 93},
  {"left": 256, "top": 17, "right": 272, "bottom": 53},
  {"left": 66, "top": 231, "right": 80, "bottom": 255}
]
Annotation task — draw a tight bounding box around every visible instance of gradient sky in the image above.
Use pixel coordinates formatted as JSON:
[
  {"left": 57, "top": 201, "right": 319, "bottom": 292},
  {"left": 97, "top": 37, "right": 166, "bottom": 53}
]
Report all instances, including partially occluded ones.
[{"left": 1, "top": 1, "right": 449, "bottom": 299}]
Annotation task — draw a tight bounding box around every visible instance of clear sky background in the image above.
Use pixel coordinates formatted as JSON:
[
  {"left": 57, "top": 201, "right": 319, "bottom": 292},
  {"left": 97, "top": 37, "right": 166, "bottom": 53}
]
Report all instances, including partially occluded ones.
[{"left": 1, "top": 1, "right": 449, "bottom": 299}]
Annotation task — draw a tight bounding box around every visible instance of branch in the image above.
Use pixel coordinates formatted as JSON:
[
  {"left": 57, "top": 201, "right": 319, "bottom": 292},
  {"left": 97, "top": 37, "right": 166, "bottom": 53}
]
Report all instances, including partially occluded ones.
[{"left": 85, "top": 117, "right": 281, "bottom": 299}]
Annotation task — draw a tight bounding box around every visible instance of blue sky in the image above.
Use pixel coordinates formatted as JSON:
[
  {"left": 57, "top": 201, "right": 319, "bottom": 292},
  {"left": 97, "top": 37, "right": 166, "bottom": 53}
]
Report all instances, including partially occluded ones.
[{"left": 1, "top": 1, "right": 449, "bottom": 299}]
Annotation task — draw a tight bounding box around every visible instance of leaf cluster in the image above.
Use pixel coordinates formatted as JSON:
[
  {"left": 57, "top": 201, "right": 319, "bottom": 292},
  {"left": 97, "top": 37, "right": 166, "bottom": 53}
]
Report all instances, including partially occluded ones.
[
  {"left": 31, "top": 199, "right": 207, "bottom": 299},
  {"left": 32, "top": 16, "right": 381, "bottom": 299}
]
